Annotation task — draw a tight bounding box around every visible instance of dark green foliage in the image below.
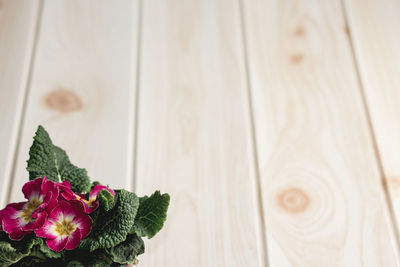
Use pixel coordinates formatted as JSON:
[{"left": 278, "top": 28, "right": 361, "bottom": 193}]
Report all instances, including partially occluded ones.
[
  {"left": 106, "top": 234, "right": 144, "bottom": 265},
  {"left": 131, "top": 191, "right": 170, "bottom": 238},
  {"left": 79, "top": 190, "right": 139, "bottom": 251},
  {"left": 26, "top": 126, "right": 91, "bottom": 193},
  {"left": 64, "top": 248, "right": 113, "bottom": 267},
  {"left": 37, "top": 242, "right": 62, "bottom": 259},
  {"left": 0, "top": 234, "right": 42, "bottom": 267},
  {"left": 66, "top": 261, "right": 85, "bottom": 267}
]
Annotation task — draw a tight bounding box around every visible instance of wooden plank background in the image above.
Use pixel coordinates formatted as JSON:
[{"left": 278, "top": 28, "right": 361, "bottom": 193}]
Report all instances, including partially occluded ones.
[
  {"left": 0, "top": 0, "right": 40, "bottom": 206},
  {"left": 1, "top": 0, "right": 400, "bottom": 266}
]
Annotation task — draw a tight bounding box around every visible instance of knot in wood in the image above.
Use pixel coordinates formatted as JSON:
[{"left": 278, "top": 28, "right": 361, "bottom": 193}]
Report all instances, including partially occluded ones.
[
  {"left": 45, "top": 88, "right": 83, "bottom": 112},
  {"left": 277, "top": 187, "right": 310, "bottom": 214}
]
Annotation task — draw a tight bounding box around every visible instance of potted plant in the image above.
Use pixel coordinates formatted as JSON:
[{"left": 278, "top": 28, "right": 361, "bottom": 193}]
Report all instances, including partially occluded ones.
[{"left": 0, "top": 126, "right": 170, "bottom": 266}]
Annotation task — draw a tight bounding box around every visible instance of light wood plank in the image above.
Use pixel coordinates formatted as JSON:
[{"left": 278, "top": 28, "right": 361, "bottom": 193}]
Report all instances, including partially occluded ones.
[
  {"left": 10, "top": 0, "right": 138, "bottom": 202},
  {"left": 136, "top": 0, "right": 265, "bottom": 266},
  {"left": 0, "top": 0, "right": 40, "bottom": 206},
  {"left": 242, "top": 0, "right": 400, "bottom": 266},
  {"left": 344, "top": 0, "right": 400, "bottom": 243}
]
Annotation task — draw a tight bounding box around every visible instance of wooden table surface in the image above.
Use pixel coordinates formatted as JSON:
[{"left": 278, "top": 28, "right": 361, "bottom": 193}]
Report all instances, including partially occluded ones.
[{"left": 1, "top": 0, "right": 400, "bottom": 266}]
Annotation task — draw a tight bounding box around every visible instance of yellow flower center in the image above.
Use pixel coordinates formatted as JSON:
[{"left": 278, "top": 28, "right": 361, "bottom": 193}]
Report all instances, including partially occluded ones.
[
  {"left": 20, "top": 198, "right": 42, "bottom": 222},
  {"left": 75, "top": 194, "right": 95, "bottom": 206},
  {"left": 54, "top": 219, "right": 76, "bottom": 236},
  {"left": 82, "top": 198, "right": 95, "bottom": 206}
]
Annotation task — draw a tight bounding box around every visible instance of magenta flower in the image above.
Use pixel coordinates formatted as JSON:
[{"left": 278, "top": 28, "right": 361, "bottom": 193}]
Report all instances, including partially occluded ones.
[
  {"left": 35, "top": 200, "right": 92, "bottom": 251},
  {"left": 0, "top": 177, "right": 58, "bottom": 240},
  {"left": 59, "top": 183, "right": 114, "bottom": 213}
]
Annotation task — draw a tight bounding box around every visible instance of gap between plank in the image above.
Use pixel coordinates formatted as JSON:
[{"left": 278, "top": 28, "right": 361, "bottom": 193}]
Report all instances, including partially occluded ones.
[
  {"left": 237, "top": 0, "right": 269, "bottom": 266},
  {"left": 131, "top": 0, "right": 143, "bottom": 193},
  {"left": 6, "top": 0, "right": 44, "bottom": 204},
  {"left": 340, "top": 0, "right": 400, "bottom": 253}
]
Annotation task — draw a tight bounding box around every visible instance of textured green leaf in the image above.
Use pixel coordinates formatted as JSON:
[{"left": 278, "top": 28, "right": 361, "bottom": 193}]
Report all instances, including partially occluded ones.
[
  {"left": 131, "top": 191, "right": 170, "bottom": 238},
  {"left": 0, "top": 234, "right": 42, "bottom": 267},
  {"left": 0, "top": 242, "right": 25, "bottom": 266},
  {"left": 79, "top": 190, "right": 139, "bottom": 251},
  {"left": 26, "top": 125, "right": 91, "bottom": 193},
  {"left": 98, "top": 189, "right": 115, "bottom": 212},
  {"left": 106, "top": 234, "right": 144, "bottom": 265},
  {"left": 38, "top": 242, "right": 62, "bottom": 259},
  {"left": 64, "top": 249, "right": 112, "bottom": 267}
]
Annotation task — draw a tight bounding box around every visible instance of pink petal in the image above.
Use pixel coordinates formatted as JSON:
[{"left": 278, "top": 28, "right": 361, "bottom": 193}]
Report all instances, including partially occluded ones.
[
  {"left": 32, "top": 203, "right": 48, "bottom": 219},
  {"left": 57, "top": 181, "right": 74, "bottom": 202},
  {"left": 4, "top": 202, "right": 26, "bottom": 212},
  {"left": 46, "top": 236, "right": 68, "bottom": 252},
  {"left": 72, "top": 213, "right": 92, "bottom": 238},
  {"left": 1, "top": 203, "right": 26, "bottom": 229},
  {"left": 85, "top": 202, "right": 99, "bottom": 213},
  {"left": 2, "top": 217, "right": 23, "bottom": 235},
  {"left": 40, "top": 177, "right": 52, "bottom": 192},
  {"left": 59, "top": 191, "right": 90, "bottom": 212},
  {"left": 58, "top": 200, "right": 71, "bottom": 211},
  {"left": 48, "top": 201, "right": 70, "bottom": 221},
  {"left": 35, "top": 220, "right": 57, "bottom": 239},
  {"left": 44, "top": 189, "right": 59, "bottom": 213},
  {"left": 70, "top": 199, "right": 89, "bottom": 215},
  {"left": 8, "top": 229, "right": 29, "bottom": 241},
  {"left": 41, "top": 179, "right": 59, "bottom": 212},
  {"left": 66, "top": 201, "right": 81, "bottom": 218},
  {"left": 72, "top": 198, "right": 90, "bottom": 213},
  {"left": 1, "top": 202, "right": 29, "bottom": 239},
  {"left": 65, "top": 228, "right": 82, "bottom": 250},
  {"left": 1, "top": 202, "right": 34, "bottom": 240},
  {"left": 56, "top": 180, "right": 71, "bottom": 191},
  {"left": 60, "top": 191, "right": 75, "bottom": 201},
  {"left": 22, "top": 178, "right": 43, "bottom": 200},
  {"left": 22, "top": 210, "right": 46, "bottom": 231}
]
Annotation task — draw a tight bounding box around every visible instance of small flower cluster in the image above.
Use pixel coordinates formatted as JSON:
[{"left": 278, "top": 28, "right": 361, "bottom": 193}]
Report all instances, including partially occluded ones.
[{"left": 0, "top": 177, "right": 114, "bottom": 252}]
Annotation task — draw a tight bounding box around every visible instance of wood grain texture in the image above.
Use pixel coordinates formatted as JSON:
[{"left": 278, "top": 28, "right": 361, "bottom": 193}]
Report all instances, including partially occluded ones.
[
  {"left": 0, "top": 0, "right": 40, "bottom": 206},
  {"left": 135, "top": 0, "right": 265, "bottom": 266},
  {"left": 10, "top": 0, "right": 138, "bottom": 202},
  {"left": 241, "top": 0, "right": 400, "bottom": 266},
  {"left": 344, "top": 0, "right": 400, "bottom": 243}
]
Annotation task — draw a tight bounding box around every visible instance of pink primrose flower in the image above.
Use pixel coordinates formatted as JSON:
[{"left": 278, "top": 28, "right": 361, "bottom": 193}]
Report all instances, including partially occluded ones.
[
  {"left": 34, "top": 200, "right": 92, "bottom": 252},
  {"left": 0, "top": 177, "right": 59, "bottom": 240},
  {"left": 58, "top": 183, "right": 114, "bottom": 214}
]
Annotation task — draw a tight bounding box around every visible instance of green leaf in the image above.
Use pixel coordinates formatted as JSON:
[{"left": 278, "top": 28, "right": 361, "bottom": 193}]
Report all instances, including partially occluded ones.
[
  {"left": 0, "top": 242, "right": 25, "bottom": 266},
  {"left": 38, "top": 242, "right": 62, "bottom": 259},
  {"left": 98, "top": 189, "right": 115, "bottom": 212},
  {"left": 131, "top": 191, "right": 170, "bottom": 238},
  {"left": 106, "top": 234, "right": 144, "bottom": 265},
  {"left": 26, "top": 125, "right": 91, "bottom": 193},
  {"left": 64, "top": 249, "right": 112, "bottom": 267},
  {"left": 79, "top": 190, "right": 139, "bottom": 251},
  {"left": 0, "top": 234, "right": 42, "bottom": 267}
]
